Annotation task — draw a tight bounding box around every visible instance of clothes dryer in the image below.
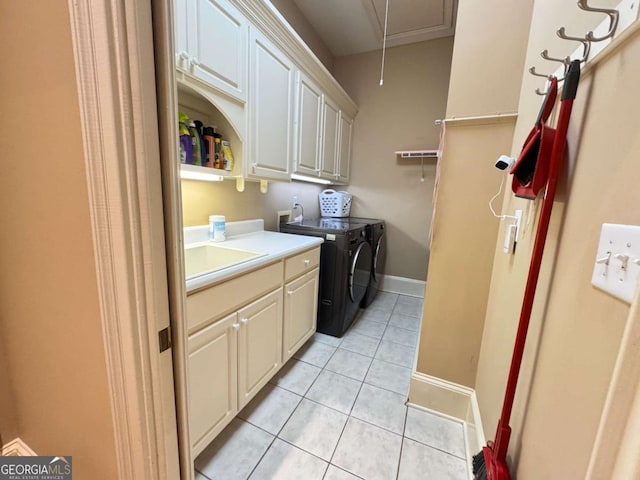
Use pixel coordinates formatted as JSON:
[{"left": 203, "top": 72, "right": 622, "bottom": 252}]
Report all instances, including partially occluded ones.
[
  {"left": 280, "top": 218, "right": 372, "bottom": 337},
  {"left": 347, "top": 217, "right": 386, "bottom": 307}
]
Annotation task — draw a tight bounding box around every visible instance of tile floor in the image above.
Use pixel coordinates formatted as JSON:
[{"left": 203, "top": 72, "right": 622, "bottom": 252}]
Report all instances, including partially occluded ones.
[{"left": 195, "top": 292, "right": 469, "bottom": 480}]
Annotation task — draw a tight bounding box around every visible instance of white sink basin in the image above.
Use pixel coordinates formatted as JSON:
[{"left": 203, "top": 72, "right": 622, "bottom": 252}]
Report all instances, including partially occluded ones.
[{"left": 184, "top": 244, "right": 266, "bottom": 279}]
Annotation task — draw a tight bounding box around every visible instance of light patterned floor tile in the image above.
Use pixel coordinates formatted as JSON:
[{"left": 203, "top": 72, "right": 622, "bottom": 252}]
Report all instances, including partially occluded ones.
[
  {"left": 270, "top": 358, "right": 321, "bottom": 395},
  {"left": 393, "top": 296, "right": 423, "bottom": 318},
  {"left": 305, "top": 370, "right": 361, "bottom": 414},
  {"left": 364, "top": 358, "right": 412, "bottom": 396},
  {"left": 313, "top": 331, "right": 343, "bottom": 347},
  {"left": 358, "top": 308, "right": 391, "bottom": 325},
  {"left": 238, "top": 385, "right": 302, "bottom": 435},
  {"left": 323, "top": 465, "right": 362, "bottom": 480},
  {"left": 293, "top": 339, "right": 337, "bottom": 368},
  {"left": 324, "top": 349, "right": 373, "bottom": 381},
  {"left": 279, "top": 398, "right": 348, "bottom": 460},
  {"left": 249, "top": 438, "right": 327, "bottom": 480},
  {"left": 404, "top": 407, "right": 466, "bottom": 459},
  {"left": 339, "top": 331, "right": 381, "bottom": 357},
  {"left": 351, "top": 384, "right": 407, "bottom": 434},
  {"left": 349, "top": 319, "right": 387, "bottom": 339},
  {"left": 195, "top": 418, "right": 273, "bottom": 480},
  {"left": 388, "top": 312, "right": 421, "bottom": 332},
  {"left": 382, "top": 325, "right": 419, "bottom": 348},
  {"left": 332, "top": 417, "right": 402, "bottom": 480},
  {"left": 375, "top": 340, "right": 415, "bottom": 368},
  {"left": 398, "top": 438, "right": 468, "bottom": 480}
]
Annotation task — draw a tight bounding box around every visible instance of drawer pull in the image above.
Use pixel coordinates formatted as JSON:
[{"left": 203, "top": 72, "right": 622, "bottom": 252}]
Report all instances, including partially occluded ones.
[
  {"left": 287, "top": 290, "right": 294, "bottom": 295},
  {"left": 304, "top": 259, "right": 310, "bottom": 266},
  {"left": 240, "top": 317, "right": 249, "bottom": 324},
  {"left": 232, "top": 323, "right": 240, "bottom": 330}
]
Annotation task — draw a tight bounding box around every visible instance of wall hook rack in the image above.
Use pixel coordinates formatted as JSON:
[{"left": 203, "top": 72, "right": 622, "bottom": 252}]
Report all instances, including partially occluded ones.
[
  {"left": 540, "top": 49, "right": 571, "bottom": 72},
  {"left": 529, "top": 66, "right": 552, "bottom": 79},
  {"left": 578, "top": 0, "right": 620, "bottom": 41},
  {"left": 529, "top": 66, "right": 555, "bottom": 95},
  {"left": 528, "top": 0, "right": 637, "bottom": 96},
  {"left": 556, "top": 27, "right": 591, "bottom": 61}
]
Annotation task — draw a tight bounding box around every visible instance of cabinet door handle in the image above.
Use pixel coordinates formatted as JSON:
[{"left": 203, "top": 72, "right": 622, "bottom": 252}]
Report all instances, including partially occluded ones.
[
  {"left": 304, "top": 259, "right": 310, "bottom": 266},
  {"left": 287, "top": 290, "right": 294, "bottom": 295},
  {"left": 232, "top": 323, "right": 240, "bottom": 330},
  {"left": 240, "top": 317, "right": 249, "bottom": 324}
]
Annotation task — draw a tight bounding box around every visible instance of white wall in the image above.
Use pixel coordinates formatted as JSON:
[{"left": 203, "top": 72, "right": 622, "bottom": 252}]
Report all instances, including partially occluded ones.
[{"left": 333, "top": 38, "right": 454, "bottom": 280}]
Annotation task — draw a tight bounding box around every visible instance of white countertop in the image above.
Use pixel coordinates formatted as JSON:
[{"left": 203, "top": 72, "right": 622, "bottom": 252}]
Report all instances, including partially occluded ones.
[{"left": 185, "top": 219, "right": 323, "bottom": 293}]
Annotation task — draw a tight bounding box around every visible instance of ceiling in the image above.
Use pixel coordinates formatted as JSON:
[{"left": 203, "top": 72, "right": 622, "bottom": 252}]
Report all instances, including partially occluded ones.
[{"left": 291, "top": 0, "right": 457, "bottom": 57}]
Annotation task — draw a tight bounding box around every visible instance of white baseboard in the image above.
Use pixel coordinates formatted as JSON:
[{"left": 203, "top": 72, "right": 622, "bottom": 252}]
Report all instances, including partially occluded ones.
[
  {"left": 379, "top": 274, "right": 426, "bottom": 297},
  {"left": 409, "top": 372, "right": 485, "bottom": 478},
  {"left": 2, "top": 438, "right": 36, "bottom": 456}
]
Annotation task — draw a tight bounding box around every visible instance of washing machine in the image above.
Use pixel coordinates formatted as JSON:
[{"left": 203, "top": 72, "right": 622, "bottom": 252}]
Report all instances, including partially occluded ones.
[
  {"left": 280, "top": 218, "right": 372, "bottom": 337},
  {"left": 347, "top": 217, "right": 387, "bottom": 307}
]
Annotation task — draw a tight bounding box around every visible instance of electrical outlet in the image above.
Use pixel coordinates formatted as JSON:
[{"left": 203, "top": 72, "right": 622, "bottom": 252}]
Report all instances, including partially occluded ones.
[{"left": 292, "top": 195, "right": 298, "bottom": 208}]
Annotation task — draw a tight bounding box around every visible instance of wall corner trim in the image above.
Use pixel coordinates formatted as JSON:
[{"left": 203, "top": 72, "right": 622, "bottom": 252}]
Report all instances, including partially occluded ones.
[
  {"left": 409, "top": 372, "right": 486, "bottom": 470},
  {"left": 2, "top": 438, "right": 37, "bottom": 456},
  {"left": 380, "top": 274, "right": 426, "bottom": 297}
]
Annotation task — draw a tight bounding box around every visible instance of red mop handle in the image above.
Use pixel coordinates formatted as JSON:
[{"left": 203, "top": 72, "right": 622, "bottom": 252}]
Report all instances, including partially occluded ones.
[{"left": 493, "top": 60, "right": 581, "bottom": 464}]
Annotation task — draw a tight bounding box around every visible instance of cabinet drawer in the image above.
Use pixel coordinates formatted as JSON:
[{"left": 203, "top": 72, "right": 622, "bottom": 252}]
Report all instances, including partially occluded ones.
[
  {"left": 285, "top": 247, "right": 320, "bottom": 281},
  {"left": 187, "top": 261, "right": 283, "bottom": 333}
]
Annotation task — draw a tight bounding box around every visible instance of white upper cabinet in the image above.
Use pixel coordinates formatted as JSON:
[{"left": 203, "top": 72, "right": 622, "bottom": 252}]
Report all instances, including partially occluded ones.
[
  {"left": 174, "top": 0, "right": 357, "bottom": 184},
  {"left": 175, "top": 0, "right": 248, "bottom": 103},
  {"left": 248, "top": 28, "right": 295, "bottom": 180},
  {"left": 320, "top": 97, "right": 340, "bottom": 180},
  {"left": 337, "top": 111, "right": 353, "bottom": 184},
  {"left": 175, "top": 0, "right": 189, "bottom": 65},
  {"left": 293, "top": 72, "right": 323, "bottom": 177}
]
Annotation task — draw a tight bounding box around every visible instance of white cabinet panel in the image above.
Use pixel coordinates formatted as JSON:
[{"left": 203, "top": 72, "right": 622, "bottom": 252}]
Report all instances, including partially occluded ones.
[
  {"left": 174, "top": 0, "right": 189, "bottom": 70},
  {"left": 320, "top": 97, "right": 339, "bottom": 179},
  {"left": 249, "top": 28, "right": 295, "bottom": 180},
  {"left": 294, "top": 72, "right": 323, "bottom": 176},
  {"left": 237, "top": 288, "right": 283, "bottom": 408},
  {"left": 283, "top": 269, "right": 319, "bottom": 362},
  {"left": 338, "top": 111, "right": 353, "bottom": 184},
  {"left": 188, "top": 312, "right": 238, "bottom": 456},
  {"left": 176, "top": 0, "right": 248, "bottom": 102}
]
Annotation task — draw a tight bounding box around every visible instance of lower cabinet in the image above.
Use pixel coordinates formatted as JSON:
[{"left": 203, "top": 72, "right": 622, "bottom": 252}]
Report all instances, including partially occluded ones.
[
  {"left": 186, "top": 247, "right": 320, "bottom": 457},
  {"left": 283, "top": 269, "right": 319, "bottom": 362},
  {"left": 188, "top": 312, "right": 238, "bottom": 456},
  {"left": 237, "top": 288, "right": 283, "bottom": 408},
  {"left": 187, "top": 287, "right": 283, "bottom": 457}
]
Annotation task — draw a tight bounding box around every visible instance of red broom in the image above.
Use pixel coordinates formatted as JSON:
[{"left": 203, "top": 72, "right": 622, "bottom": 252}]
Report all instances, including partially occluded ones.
[{"left": 473, "top": 59, "right": 581, "bottom": 480}]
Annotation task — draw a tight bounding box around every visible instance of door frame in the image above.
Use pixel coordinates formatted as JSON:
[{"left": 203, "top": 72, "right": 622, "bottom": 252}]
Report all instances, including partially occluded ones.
[{"left": 67, "top": 0, "right": 185, "bottom": 479}]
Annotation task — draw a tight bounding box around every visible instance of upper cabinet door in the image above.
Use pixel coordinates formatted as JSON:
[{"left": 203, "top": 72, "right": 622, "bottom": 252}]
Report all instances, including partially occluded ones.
[
  {"left": 174, "top": 0, "right": 190, "bottom": 71},
  {"left": 249, "top": 28, "right": 295, "bottom": 180},
  {"left": 294, "top": 72, "right": 323, "bottom": 177},
  {"left": 188, "top": 0, "right": 248, "bottom": 102},
  {"left": 337, "top": 111, "right": 353, "bottom": 184},
  {"left": 320, "top": 97, "right": 339, "bottom": 179}
]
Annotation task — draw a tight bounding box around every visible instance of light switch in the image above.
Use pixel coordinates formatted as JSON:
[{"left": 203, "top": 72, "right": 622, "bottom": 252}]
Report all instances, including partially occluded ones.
[{"left": 591, "top": 223, "right": 640, "bottom": 303}]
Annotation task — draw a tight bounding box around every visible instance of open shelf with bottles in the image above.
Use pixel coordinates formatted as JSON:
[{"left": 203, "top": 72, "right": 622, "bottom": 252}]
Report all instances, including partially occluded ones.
[{"left": 177, "top": 81, "right": 245, "bottom": 180}]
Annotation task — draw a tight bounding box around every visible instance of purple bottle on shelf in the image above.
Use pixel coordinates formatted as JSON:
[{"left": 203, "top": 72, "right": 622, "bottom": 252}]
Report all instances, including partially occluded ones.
[{"left": 178, "top": 112, "right": 193, "bottom": 164}]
